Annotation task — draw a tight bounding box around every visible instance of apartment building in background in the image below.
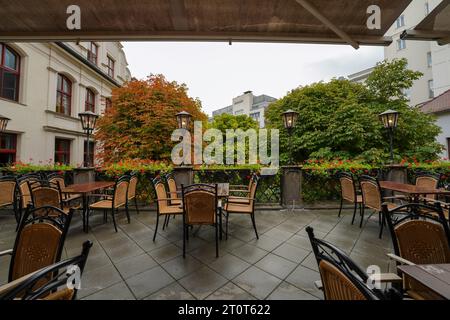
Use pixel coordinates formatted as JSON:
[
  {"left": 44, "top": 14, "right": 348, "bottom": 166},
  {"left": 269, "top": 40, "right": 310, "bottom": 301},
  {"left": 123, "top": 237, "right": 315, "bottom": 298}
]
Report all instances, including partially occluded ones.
[
  {"left": 212, "top": 91, "right": 277, "bottom": 128},
  {"left": 0, "top": 42, "right": 131, "bottom": 166},
  {"left": 384, "top": 0, "right": 450, "bottom": 106}
]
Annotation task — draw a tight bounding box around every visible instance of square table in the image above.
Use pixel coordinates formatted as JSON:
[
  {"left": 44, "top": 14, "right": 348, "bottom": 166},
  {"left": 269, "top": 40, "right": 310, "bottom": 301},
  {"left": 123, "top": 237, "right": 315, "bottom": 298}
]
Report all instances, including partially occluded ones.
[
  {"left": 398, "top": 264, "right": 450, "bottom": 300},
  {"left": 379, "top": 181, "right": 450, "bottom": 202}
]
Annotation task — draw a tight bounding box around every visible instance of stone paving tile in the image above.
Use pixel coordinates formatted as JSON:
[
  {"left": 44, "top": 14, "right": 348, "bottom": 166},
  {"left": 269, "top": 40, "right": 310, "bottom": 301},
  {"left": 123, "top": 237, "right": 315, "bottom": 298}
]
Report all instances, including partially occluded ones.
[
  {"left": 145, "top": 282, "right": 195, "bottom": 300},
  {"left": 0, "top": 208, "right": 395, "bottom": 300},
  {"left": 207, "top": 282, "right": 256, "bottom": 300},
  {"left": 178, "top": 266, "right": 228, "bottom": 300},
  {"left": 125, "top": 266, "right": 175, "bottom": 299},
  {"left": 83, "top": 281, "right": 135, "bottom": 300},
  {"left": 233, "top": 266, "right": 282, "bottom": 300}
]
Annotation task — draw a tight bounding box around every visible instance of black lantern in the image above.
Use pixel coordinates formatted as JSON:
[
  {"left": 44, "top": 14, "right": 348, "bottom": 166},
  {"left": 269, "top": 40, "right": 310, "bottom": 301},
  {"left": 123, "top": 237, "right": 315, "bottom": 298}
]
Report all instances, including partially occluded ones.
[
  {"left": 282, "top": 109, "right": 299, "bottom": 132},
  {"left": 176, "top": 111, "right": 192, "bottom": 130},
  {"left": 0, "top": 115, "right": 11, "bottom": 133},
  {"left": 379, "top": 110, "right": 400, "bottom": 163},
  {"left": 79, "top": 111, "right": 99, "bottom": 167},
  {"left": 282, "top": 109, "right": 299, "bottom": 165}
]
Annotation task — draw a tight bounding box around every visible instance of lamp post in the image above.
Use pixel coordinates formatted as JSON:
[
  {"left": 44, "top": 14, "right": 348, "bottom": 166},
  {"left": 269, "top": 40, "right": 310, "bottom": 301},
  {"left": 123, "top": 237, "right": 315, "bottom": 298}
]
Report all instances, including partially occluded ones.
[
  {"left": 176, "top": 111, "right": 192, "bottom": 166},
  {"left": 282, "top": 109, "right": 299, "bottom": 165},
  {"left": 79, "top": 111, "right": 99, "bottom": 167},
  {"left": 379, "top": 109, "right": 399, "bottom": 163}
]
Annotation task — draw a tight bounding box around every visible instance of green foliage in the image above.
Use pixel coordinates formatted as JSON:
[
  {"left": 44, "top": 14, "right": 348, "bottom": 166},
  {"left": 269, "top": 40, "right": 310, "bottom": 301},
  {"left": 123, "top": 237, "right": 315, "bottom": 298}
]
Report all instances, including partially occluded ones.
[
  {"left": 5, "top": 162, "right": 73, "bottom": 174},
  {"left": 209, "top": 113, "right": 259, "bottom": 132},
  {"left": 265, "top": 59, "right": 443, "bottom": 164}
]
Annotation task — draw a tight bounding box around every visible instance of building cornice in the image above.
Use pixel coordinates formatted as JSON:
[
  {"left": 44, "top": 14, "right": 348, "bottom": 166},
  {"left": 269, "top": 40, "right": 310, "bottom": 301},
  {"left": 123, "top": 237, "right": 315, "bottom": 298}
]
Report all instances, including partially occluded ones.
[
  {"left": 54, "top": 42, "right": 121, "bottom": 88},
  {"left": 43, "top": 125, "right": 86, "bottom": 137}
]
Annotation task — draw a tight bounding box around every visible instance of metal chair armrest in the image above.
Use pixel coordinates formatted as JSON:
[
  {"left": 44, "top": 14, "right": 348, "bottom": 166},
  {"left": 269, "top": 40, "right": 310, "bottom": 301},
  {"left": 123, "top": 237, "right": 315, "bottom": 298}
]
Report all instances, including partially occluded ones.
[{"left": 0, "top": 249, "right": 13, "bottom": 257}]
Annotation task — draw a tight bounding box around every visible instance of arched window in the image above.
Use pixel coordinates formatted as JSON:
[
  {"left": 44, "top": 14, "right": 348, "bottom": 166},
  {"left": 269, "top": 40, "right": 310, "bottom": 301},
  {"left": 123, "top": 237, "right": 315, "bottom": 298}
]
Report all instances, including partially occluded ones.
[
  {"left": 56, "top": 74, "right": 72, "bottom": 115},
  {"left": 85, "top": 88, "right": 96, "bottom": 112},
  {"left": 0, "top": 43, "right": 20, "bottom": 102}
]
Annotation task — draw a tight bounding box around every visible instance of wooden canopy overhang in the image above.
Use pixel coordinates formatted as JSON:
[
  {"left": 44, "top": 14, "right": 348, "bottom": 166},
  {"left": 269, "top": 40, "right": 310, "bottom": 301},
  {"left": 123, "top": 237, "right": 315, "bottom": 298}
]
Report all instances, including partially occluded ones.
[
  {"left": 402, "top": 0, "right": 450, "bottom": 45},
  {"left": 0, "top": 0, "right": 412, "bottom": 48}
]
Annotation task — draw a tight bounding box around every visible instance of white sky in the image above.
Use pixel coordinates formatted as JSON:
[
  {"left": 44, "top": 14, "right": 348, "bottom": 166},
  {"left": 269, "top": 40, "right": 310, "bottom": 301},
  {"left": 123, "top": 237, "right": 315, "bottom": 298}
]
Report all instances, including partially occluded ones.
[{"left": 123, "top": 42, "right": 384, "bottom": 116}]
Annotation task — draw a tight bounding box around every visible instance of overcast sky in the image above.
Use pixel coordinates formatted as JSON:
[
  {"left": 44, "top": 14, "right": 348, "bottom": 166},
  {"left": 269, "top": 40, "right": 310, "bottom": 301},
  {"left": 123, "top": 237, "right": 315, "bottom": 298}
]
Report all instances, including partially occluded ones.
[{"left": 123, "top": 42, "right": 384, "bottom": 116}]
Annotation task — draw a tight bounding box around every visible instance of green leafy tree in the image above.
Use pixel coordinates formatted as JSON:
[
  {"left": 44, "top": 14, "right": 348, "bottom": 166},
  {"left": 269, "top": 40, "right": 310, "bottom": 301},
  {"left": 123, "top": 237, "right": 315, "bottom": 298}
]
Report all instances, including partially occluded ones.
[{"left": 265, "top": 59, "right": 442, "bottom": 164}]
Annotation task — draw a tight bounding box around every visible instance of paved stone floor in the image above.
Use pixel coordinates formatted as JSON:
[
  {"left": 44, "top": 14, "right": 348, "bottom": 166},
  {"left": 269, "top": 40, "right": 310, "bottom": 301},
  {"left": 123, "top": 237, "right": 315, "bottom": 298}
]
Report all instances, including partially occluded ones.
[{"left": 0, "top": 205, "right": 395, "bottom": 300}]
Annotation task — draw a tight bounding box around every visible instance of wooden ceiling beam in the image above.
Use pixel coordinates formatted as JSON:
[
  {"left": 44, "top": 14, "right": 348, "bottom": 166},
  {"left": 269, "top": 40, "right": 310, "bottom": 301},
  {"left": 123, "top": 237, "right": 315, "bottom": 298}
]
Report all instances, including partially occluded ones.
[{"left": 295, "top": 0, "right": 360, "bottom": 49}]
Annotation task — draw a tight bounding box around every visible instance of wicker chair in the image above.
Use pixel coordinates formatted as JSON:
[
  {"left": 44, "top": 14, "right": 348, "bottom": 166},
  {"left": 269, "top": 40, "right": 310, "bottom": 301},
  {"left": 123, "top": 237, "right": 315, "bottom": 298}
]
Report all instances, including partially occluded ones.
[
  {"left": 47, "top": 172, "right": 82, "bottom": 204},
  {"left": 89, "top": 175, "right": 130, "bottom": 232},
  {"left": 165, "top": 173, "right": 182, "bottom": 206},
  {"left": 0, "top": 176, "right": 18, "bottom": 223},
  {"left": 15, "top": 173, "right": 41, "bottom": 227},
  {"left": 384, "top": 203, "right": 450, "bottom": 300},
  {"left": 337, "top": 172, "right": 363, "bottom": 225},
  {"left": 127, "top": 172, "right": 140, "bottom": 215},
  {"left": 0, "top": 241, "right": 92, "bottom": 300},
  {"left": 182, "top": 184, "right": 219, "bottom": 258},
  {"left": 224, "top": 174, "right": 260, "bottom": 240},
  {"left": 359, "top": 175, "right": 400, "bottom": 238},
  {"left": 306, "top": 226, "right": 399, "bottom": 300},
  {"left": 0, "top": 205, "right": 73, "bottom": 285},
  {"left": 152, "top": 177, "right": 183, "bottom": 242},
  {"left": 27, "top": 180, "right": 70, "bottom": 216}
]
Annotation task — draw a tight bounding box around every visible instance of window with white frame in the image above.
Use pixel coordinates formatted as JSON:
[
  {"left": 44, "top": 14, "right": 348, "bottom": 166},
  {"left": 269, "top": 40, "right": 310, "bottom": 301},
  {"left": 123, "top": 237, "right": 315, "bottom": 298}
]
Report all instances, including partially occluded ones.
[
  {"left": 396, "top": 15, "right": 405, "bottom": 28},
  {"left": 428, "top": 80, "right": 434, "bottom": 98},
  {"left": 397, "top": 39, "right": 406, "bottom": 50},
  {"left": 427, "top": 52, "right": 432, "bottom": 67}
]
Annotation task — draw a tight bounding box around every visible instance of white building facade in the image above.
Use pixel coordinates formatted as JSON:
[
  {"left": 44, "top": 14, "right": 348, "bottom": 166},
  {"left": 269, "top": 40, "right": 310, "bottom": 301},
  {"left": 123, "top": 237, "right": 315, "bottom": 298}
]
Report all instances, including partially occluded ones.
[
  {"left": 384, "top": 0, "right": 450, "bottom": 106},
  {"left": 0, "top": 41, "right": 131, "bottom": 166},
  {"left": 212, "top": 91, "right": 277, "bottom": 128}
]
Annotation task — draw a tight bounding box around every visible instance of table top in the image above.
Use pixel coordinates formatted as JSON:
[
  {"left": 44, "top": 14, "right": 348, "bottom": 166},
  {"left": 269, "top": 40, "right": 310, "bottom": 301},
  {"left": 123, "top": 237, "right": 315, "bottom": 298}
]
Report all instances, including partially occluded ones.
[
  {"left": 63, "top": 181, "right": 115, "bottom": 194},
  {"left": 398, "top": 264, "right": 450, "bottom": 299},
  {"left": 380, "top": 181, "right": 450, "bottom": 195}
]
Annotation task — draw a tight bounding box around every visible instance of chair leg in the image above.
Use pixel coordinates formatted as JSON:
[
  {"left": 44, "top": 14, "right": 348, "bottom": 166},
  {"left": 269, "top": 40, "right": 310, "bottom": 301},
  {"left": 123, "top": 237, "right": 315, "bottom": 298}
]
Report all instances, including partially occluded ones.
[
  {"left": 215, "top": 222, "right": 219, "bottom": 258},
  {"left": 251, "top": 213, "right": 259, "bottom": 240},
  {"left": 125, "top": 204, "right": 131, "bottom": 224},
  {"left": 111, "top": 209, "right": 118, "bottom": 233},
  {"left": 351, "top": 202, "right": 357, "bottom": 225},
  {"left": 162, "top": 215, "right": 169, "bottom": 230},
  {"left": 379, "top": 211, "right": 385, "bottom": 239},
  {"left": 183, "top": 225, "right": 186, "bottom": 258},
  {"left": 103, "top": 210, "right": 108, "bottom": 223},
  {"left": 134, "top": 198, "right": 140, "bottom": 215},
  {"left": 225, "top": 212, "right": 230, "bottom": 240},
  {"left": 153, "top": 213, "right": 160, "bottom": 242},
  {"left": 338, "top": 198, "right": 343, "bottom": 217},
  {"left": 359, "top": 205, "right": 365, "bottom": 228}
]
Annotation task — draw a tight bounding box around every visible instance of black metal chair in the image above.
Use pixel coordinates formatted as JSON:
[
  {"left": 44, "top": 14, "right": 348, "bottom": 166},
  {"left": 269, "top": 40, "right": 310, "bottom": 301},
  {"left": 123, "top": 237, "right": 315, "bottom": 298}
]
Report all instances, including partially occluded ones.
[
  {"left": 15, "top": 173, "right": 42, "bottom": 228},
  {"left": 182, "top": 184, "right": 219, "bottom": 258},
  {"left": 0, "top": 205, "right": 73, "bottom": 284},
  {"left": 0, "top": 241, "right": 93, "bottom": 300},
  {"left": 306, "top": 226, "right": 400, "bottom": 300}
]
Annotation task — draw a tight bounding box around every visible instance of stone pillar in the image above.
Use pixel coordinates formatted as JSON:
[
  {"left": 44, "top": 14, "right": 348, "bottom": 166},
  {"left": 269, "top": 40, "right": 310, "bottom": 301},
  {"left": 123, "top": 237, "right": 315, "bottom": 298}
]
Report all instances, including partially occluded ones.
[
  {"left": 281, "top": 165, "right": 303, "bottom": 208},
  {"left": 173, "top": 166, "right": 194, "bottom": 188},
  {"left": 73, "top": 168, "right": 95, "bottom": 184},
  {"left": 383, "top": 164, "right": 408, "bottom": 183}
]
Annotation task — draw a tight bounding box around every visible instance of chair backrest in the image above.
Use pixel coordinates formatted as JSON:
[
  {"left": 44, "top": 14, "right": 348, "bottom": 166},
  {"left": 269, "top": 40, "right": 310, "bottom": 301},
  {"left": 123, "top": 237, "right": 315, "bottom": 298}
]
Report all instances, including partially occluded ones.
[
  {"left": 28, "top": 180, "right": 63, "bottom": 215},
  {"left": 248, "top": 174, "right": 260, "bottom": 207},
  {"left": 415, "top": 172, "right": 441, "bottom": 200},
  {"left": 182, "top": 184, "right": 217, "bottom": 225},
  {"left": 166, "top": 173, "right": 179, "bottom": 201},
  {"left": 113, "top": 176, "right": 129, "bottom": 208},
  {"left": 153, "top": 177, "right": 170, "bottom": 212},
  {"left": 48, "top": 174, "right": 67, "bottom": 189},
  {"left": 338, "top": 172, "right": 357, "bottom": 203},
  {"left": 9, "top": 206, "right": 74, "bottom": 282},
  {"left": 0, "top": 177, "right": 16, "bottom": 207},
  {"left": 127, "top": 173, "right": 139, "bottom": 200},
  {"left": 16, "top": 174, "right": 41, "bottom": 208},
  {"left": 306, "top": 226, "right": 382, "bottom": 300},
  {"left": 384, "top": 203, "right": 450, "bottom": 265},
  {"left": 359, "top": 175, "right": 382, "bottom": 212},
  {"left": 0, "top": 241, "right": 92, "bottom": 300}
]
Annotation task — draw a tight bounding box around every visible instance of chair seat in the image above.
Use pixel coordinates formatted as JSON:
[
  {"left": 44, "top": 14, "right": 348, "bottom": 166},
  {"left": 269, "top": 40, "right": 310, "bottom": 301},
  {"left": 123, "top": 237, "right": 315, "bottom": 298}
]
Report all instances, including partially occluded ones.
[
  {"left": 63, "top": 193, "right": 82, "bottom": 202},
  {"left": 160, "top": 205, "right": 183, "bottom": 215},
  {"left": 225, "top": 202, "right": 253, "bottom": 213},
  {"left": 169, "top": 199, "right": 182, "bottom": 206},
  {"left": 89, "top": 200, "right": 113, "bottom": 209}
]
